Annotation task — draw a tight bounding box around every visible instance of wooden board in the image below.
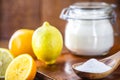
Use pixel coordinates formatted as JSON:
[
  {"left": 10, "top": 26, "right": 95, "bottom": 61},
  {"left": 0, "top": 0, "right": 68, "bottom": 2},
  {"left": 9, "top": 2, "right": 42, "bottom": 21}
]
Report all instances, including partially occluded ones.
[{"left": 36, "top": 50, "right": 120, "bottom": 80}]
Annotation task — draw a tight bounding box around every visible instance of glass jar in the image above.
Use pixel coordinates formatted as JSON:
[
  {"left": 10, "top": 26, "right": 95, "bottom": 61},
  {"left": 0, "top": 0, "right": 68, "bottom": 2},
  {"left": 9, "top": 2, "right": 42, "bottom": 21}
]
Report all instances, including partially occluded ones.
[{"left": 60, "top": 2, "right": 117, "bottom": 56}]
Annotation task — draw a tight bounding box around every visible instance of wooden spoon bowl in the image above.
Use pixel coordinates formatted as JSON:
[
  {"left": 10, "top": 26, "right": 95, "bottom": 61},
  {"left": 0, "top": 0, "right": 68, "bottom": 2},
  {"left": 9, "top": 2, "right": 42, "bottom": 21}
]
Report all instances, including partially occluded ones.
[{"left": 72, "top": 51, "right": 120, "bottom": 79}]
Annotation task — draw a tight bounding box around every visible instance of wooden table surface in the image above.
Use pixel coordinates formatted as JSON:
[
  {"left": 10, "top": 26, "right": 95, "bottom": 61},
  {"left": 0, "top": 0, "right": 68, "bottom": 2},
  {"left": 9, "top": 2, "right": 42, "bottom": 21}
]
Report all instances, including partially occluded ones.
[{"left": 1, "top": 38, "right": 120, "bottom": 80}]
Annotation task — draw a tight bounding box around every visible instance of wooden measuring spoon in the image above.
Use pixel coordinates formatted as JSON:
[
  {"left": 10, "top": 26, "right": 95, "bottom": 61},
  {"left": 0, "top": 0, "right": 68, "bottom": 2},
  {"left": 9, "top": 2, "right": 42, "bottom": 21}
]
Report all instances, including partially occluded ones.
[{"left": 72, "top": 51, "right": 120, "bottom": 79}]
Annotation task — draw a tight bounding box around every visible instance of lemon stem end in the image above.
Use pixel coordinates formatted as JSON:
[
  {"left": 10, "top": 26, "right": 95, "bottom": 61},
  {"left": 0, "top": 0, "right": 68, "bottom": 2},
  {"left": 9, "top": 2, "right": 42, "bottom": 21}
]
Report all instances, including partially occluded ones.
[{"left": 43, "top": 21, "right": 51, "bottom": 27}]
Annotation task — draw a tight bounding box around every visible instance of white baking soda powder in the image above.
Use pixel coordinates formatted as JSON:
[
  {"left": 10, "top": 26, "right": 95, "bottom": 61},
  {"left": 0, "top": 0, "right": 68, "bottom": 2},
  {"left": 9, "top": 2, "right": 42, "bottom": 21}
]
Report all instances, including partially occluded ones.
[{"left": 75, "top": 58, "right": 112, "bottom": 73}]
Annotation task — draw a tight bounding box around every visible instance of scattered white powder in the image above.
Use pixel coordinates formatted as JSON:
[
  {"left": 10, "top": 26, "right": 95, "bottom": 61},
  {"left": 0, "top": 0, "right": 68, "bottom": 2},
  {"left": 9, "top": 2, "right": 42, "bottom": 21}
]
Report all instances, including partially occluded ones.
[{"left": 75, "top": 58, "right": 112, "bottom": 73}]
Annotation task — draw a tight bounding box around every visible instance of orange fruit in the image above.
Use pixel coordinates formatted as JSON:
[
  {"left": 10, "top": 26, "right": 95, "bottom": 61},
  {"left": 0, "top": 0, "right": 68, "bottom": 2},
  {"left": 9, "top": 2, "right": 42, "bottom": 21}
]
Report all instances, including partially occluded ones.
[
  {"left": 8, "top": 29, "right": 36, "bottom": 58},
  {"left": 5, "top": 54, "right": 37, "bottom": 80}
]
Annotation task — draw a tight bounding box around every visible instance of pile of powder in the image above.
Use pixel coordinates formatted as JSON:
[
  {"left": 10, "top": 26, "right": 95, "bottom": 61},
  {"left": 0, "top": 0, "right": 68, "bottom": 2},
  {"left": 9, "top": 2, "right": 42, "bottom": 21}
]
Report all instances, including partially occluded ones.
[{"left": 75, "top": 58, "right": 112, "bottom": 73}]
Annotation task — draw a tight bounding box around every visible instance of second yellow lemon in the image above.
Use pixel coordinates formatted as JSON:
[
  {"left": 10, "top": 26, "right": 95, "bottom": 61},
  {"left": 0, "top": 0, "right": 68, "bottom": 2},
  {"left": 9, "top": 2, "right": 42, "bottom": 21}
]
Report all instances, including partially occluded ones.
[{"left": 32, "top": 22, "right": 63, "bottom": 64}]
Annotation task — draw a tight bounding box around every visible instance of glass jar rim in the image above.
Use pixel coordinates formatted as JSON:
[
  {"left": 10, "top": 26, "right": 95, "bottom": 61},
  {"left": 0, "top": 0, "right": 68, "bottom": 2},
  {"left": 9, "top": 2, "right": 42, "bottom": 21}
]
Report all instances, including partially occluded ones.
[
  {"left": 60, "top": 2, "right": 116, "bottom": 20},
  {"left": 70, "top": 2, "right": 116, "bottom": 10}
]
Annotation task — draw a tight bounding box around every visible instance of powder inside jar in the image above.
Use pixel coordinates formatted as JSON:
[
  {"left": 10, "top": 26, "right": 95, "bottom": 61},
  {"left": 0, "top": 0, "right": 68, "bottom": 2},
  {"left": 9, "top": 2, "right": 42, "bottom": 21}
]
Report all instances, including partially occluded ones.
[{"left": 75, "top": 58, "right": 112, "bottom": 73}]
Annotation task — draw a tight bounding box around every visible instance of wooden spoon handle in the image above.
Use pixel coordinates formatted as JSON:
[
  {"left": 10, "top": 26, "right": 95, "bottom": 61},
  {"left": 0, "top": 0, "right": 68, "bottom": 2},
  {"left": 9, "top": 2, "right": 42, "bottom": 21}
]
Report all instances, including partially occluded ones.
[
  {"left": 100, "top": 51, "right": 120, "bottom": 69},
  {"left": 101, "top": 51, "right": 120, "bottom": 65},
  {"left": 105, "top": 51, "right": 120, "bottom": 66},
  {"left": 109, "top": 51, "right": 120, "bottom": 60}
]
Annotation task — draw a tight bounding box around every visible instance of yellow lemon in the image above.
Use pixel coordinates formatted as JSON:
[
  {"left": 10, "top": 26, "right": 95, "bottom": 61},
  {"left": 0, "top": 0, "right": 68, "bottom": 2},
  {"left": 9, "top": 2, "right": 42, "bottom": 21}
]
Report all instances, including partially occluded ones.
[
  {"left": 5, "top": 54, "right": 37, "bottom": 80},
  {"left": 32, "top": 22, "right": 63, "bottom": 64},
  {"left": 0, "top": 48, "right": 13, "bottom": 78}
]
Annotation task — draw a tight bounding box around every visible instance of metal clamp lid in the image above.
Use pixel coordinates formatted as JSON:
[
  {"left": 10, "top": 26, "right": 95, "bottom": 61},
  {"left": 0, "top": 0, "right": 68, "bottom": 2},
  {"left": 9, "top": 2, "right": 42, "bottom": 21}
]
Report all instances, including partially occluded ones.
[{"left": 60, "top": 2, "right": 116, "bottom": 20}]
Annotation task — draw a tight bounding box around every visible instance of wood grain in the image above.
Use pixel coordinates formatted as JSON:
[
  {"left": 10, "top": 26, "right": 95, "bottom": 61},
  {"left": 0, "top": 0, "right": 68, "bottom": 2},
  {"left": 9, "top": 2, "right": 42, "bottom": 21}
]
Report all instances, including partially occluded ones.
[
  {"left": 0, "top": 0, "right": 120, "bottom": 40},
  {"left": 0, "top": 0, "right": 41, "bottom": 39}
]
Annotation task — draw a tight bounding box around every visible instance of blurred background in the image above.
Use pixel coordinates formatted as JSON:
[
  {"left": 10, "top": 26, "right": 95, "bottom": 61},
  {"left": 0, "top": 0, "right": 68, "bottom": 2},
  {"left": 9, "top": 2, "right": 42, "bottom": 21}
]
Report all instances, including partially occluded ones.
[{"left": 0, "top": 0, "right": 120, "bottom": 40}]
